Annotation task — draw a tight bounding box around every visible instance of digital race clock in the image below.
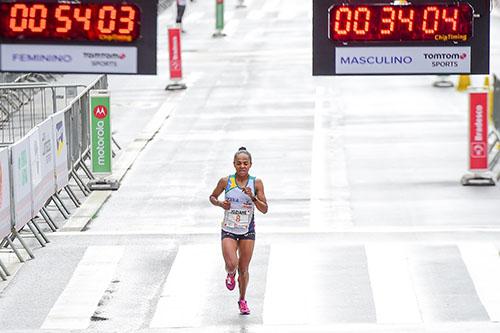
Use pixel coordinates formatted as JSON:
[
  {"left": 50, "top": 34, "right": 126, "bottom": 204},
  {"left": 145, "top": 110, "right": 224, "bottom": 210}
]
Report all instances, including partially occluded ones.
[
  {"left": 313, "top": 0, "right": 489, "bottom": 75},
  {"left": 329, "top": 3, "right": 473, "bottom": 42},
  {"left": 0, "top": 2, "right": 140, "bottom": 42},
  {"left": 0, "top": 1, "right": 158, "bottom": 75}
]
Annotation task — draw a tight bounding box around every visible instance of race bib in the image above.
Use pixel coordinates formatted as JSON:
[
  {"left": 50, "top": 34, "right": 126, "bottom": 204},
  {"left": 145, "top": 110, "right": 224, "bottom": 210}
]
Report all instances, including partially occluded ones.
[{"left": 223, "top": 208, "right": 252, "bottom": 229}]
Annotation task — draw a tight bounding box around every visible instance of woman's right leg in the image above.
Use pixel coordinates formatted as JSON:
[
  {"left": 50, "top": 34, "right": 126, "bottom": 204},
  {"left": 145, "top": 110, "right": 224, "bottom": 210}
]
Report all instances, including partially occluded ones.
[
  {"left": 222, "top": 237, "right": 238, "bottom": 273},
  {"left": 222, "top": 237, "right": 239, "bottom": 290}
]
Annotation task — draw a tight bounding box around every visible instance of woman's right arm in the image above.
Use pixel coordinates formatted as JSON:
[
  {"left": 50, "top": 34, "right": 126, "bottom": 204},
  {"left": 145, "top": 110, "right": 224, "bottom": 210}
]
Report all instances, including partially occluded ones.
[{"left": 209, "top": 177, "right": 229, "bottom": 209}]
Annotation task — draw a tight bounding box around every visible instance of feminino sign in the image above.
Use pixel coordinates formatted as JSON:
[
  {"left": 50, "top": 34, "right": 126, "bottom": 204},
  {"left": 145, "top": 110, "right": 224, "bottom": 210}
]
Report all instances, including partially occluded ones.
[
  {"left": 469, "top": 92, "right": 488, "bottom": 170},
  {"left": 90, "top": 90, "right": 112, "bottom": 175},
  {"left": 2, "top": 44, "right": 137, "bottom": 74},
  {"left": 335, "top": 47, "right": 471, "bottom": 74}
]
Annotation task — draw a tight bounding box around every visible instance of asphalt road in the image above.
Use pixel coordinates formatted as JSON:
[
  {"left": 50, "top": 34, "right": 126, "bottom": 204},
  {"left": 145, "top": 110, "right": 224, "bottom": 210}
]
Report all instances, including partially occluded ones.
[{"left": 1, "top": 0, "right": 500, "bottom": 332}]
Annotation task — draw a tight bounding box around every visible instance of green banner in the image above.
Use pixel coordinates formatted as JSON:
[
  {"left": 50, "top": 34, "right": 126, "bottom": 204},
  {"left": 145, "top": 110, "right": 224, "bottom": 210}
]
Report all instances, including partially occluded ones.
[
  {"left": 90, "top": 91, "right": 112, "bottom": 174},
  {"left": 216, "top": 0, "right": 224, "bottom": 30}
]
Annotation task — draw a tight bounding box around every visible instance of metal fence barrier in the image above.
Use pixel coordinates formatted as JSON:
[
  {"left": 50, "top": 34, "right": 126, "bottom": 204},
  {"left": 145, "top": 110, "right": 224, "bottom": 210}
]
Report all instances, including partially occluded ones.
[
  {"left": 0, "top": 75, "right": 108, "bottom": 279},
  {"left": 489, "top": 75, "right": 500, "bottom": 178}
]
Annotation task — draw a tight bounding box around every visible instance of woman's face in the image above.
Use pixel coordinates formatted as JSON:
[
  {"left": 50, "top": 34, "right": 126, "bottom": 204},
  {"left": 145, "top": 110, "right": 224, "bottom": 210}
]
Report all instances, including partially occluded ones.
[{"left": 233, "top": 153, "right": 252, "bottom": 177}]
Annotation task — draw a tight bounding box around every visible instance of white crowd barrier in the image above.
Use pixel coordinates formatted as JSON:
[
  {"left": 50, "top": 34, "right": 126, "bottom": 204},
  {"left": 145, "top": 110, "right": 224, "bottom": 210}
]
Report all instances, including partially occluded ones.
[
  {"left": 0, "top": 148, "right": 10, "bottom": 240},
  {"left": 52, "top": 112, "right": 69, "bottom": 192},
  {"left": 10, "top": 136, "right": 33, "bottom": 231}
]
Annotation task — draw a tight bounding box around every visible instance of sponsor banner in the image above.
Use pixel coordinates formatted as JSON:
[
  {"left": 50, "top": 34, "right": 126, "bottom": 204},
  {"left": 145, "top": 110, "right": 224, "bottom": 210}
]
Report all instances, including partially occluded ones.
[
  {"left": 90, "top": 91, "right": 112, "bottom": 175},
  {"left": 469, "top": 92, "right": 488, "bottom": 170},
  {"left": 1, "top": 44, "right": 138, "bottom": 74},
  {"left": 52, "top": 112, "right": 69, "bottom": 191},
  {"left": 31, "top": 119, "right": 56, "bottom": 214},
  {"left": 168, "top": 28, "right": 183, "bottom": 80},
  {"left": 216, "top": 0, "right": 224, "bottom": 30},
  {"left": 0, "top": 148, "right": 11, "bottom": 239},
  {"left": 10, "top": 136, "right": 33, "bottom": 230},
  {"left": 336, "top": 47, "right": 471, "bottom": 74}
]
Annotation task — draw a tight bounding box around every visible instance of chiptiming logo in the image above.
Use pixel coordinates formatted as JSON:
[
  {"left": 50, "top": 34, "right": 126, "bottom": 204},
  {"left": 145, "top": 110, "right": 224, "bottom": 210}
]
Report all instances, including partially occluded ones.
[{"left": 423, "top": 52, "right": 468, "bottom": 68}]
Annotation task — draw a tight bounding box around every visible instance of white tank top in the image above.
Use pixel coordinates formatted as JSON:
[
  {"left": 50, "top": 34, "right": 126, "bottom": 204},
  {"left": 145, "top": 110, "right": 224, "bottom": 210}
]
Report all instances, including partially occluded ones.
[{"left": 221, "top": 174, "right": 256, "bottom": 235}]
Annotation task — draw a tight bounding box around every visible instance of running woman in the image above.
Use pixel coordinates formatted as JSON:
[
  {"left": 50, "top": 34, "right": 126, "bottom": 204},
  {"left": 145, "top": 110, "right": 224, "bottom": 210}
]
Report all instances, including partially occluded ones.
[{"left": 209, "top": 147, "right": 268, "bottom": 315}]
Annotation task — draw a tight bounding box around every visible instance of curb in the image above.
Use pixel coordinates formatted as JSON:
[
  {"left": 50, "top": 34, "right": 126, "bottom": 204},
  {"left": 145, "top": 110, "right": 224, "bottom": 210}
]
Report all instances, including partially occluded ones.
[{"left": 61, "top": 98, "right": 178, "bottom": 232}]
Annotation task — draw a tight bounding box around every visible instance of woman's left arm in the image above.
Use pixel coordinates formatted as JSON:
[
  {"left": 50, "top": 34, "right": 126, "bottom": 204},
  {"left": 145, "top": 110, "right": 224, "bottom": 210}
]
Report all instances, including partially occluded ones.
[{"left": 252, "top": 178, "right": 268, "bottom": 214}]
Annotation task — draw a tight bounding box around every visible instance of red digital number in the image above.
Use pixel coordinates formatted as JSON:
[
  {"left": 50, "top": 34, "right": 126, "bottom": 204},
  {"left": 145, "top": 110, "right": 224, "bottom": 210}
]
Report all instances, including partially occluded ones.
[
  {"left": 422, "top": 6, "right": 439, "bottom": 34},
  {"left": 119, "top": 6, "right": 137, "bottom": 34},
  {"left": 55, "top": 5, "right": 72, "bottom": 33},
  {"left": 98, "top": 6, "right": 117, "bottom": 34},
  {"left": 398, "top": 8, "right": 415, "bottom": 32},
  {"left": 9, "top": 4, "right": 29, "bottom": 32},
  {"left": 381, "top": 7, "right": 396, "bottom": 35},
  {"left": 353, "top": 7, "right": 370, "bottom": 35}
]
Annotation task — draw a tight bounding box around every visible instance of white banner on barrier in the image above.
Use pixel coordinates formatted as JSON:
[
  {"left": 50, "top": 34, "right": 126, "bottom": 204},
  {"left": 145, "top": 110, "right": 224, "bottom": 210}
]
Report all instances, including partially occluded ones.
[
  {"left": 29, "top": 128, "right": 41, "bottom": 190},
  {"left": 10, "top": 136, "right": 33, "bottom": 230},
  {"left": 0, "top": 147, "right": 11, "bottom": 239},
  {"left": 31, "top": 119, "right": 56, "bottom": 214},
  {"left": 52, "top": 112, "right": 69, "bottom": 191}
]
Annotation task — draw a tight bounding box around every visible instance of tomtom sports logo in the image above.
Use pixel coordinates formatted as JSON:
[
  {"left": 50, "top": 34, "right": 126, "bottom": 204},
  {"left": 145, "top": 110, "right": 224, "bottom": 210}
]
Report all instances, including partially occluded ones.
[
  {"left": 83, "top": 53, "right": 127, "bottom": 60},
  {"left": 93, "top": 105, "right": 108, "bottom": 119},
  {"left": 423, "top": 52, "right": 467, "bottom": 60},
  {"left": 12, "top": 54, "right": 72, "bottom": 62}
]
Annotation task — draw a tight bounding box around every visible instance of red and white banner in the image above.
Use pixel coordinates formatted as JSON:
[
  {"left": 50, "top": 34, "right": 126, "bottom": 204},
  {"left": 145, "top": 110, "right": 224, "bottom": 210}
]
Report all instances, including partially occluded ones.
[
  {"left": 168, "top": 28, "right": 183, "bottom": 80},
  {"left": 469, "top": 91, "right": 488, "bottom": 170}
]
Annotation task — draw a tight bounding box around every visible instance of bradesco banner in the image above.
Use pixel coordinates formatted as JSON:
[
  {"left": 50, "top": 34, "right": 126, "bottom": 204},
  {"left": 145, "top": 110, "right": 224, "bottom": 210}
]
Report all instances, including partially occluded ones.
[
  {"left": 90, "top": 90, "right": 112, "bottom": 175},
  {"left": 10, "top": 136, "right": 33, "bottom": 230},
  {"left": 469, "top": 91, "right": 488, "bottom": 170},
  {"left": 52, "top": 112, "right": 69, "bottom": 191},
  {"left": 0, "top": 148, "right": 11, "bottom": 239},
  {"left": 168, "top": 28, "right": 182, "bottom": 80},
  {"left": 30, "top": 119, "right": 56, "bottom": 214}
]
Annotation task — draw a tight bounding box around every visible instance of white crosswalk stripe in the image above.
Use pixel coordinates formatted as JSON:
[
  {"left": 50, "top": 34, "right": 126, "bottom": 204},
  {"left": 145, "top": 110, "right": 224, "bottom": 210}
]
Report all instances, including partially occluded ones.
[
  {"left": 459, "top": 243, "right": 500, "bottom": 322},
  {"left": 41, "top": 246, "right": 124, "bottom": 330},
  {"left": 149, "top": 244, "right": 221, "bottom": 328},
  {"left": 365, "top": 244, "right": 421, "bottom": 324}
]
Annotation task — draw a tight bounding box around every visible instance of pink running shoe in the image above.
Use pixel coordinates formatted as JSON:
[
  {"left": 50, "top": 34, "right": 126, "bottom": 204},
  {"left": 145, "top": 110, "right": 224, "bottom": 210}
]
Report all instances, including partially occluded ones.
[
  {"left": 225, "top": 272, "right": 236, "bottom": 291},
  {"left": 238, "top": 299, "right": 250, "bottom": 315}
]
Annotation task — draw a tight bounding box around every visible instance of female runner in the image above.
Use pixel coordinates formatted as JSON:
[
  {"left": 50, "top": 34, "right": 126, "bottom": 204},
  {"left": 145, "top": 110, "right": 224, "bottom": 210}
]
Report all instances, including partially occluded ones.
[{"left": 209, "top": 147, "right": 268, "bottom": 315}]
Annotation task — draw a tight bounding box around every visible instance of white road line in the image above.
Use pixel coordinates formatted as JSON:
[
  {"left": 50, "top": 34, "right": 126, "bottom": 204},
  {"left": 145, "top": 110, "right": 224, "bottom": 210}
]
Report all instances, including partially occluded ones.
[
  {"left": 459, "top": 243, "right": 500, "bottom": 322},
  {"left": 150, "top": 245, "right": 220, "bottom": 328},
  {"left": 311, "top": 86, "right": 352, "bottom": 228},
  {"left": 365, "top": 244, "right": 422, "bottom": 324},
  {"left": 41, "top": 246, "right": 124, "bottom": 330},
  {"left": 263, "top": 244, "right": 313, "bottom": 325}
]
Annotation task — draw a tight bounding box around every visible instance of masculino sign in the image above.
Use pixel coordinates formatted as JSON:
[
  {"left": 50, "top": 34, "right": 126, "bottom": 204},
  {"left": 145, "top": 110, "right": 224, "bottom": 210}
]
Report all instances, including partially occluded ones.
[
  {"left": 90, "top": 90, "right": 112, "bottom": 175},
  {"left": 336, "top": 47, "right": 471, "bottom": 74},
  {"left": 2, "top": 44, "right": 138, "bottom": 74}
]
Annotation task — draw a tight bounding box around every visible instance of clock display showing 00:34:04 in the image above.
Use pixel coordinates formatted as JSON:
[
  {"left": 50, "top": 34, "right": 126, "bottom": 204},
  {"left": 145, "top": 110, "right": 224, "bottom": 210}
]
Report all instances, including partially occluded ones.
[
  {"left": 329, "top": 3, "right": 473, "bottom": 42},
  {"left": 0, "top": 2, "right": 141, "bottom": 42}
]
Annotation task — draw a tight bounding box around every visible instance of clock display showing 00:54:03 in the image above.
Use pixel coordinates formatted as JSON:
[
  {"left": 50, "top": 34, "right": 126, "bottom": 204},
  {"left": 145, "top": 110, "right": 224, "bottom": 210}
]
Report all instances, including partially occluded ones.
[
  {"left": 329, "top": 3, "right": 473, "bottom": 42},
  {"left": 0, "top": 2, "right": 141, "bottom": 42}
]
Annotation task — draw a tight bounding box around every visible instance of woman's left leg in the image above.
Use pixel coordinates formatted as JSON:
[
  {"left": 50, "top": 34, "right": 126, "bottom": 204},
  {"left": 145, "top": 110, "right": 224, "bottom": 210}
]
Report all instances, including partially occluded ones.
[{"left": 237, "top": 239, "right": 255, "bottom": 300}]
